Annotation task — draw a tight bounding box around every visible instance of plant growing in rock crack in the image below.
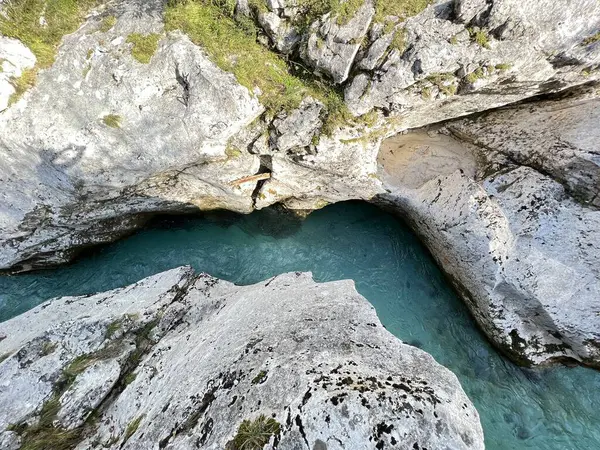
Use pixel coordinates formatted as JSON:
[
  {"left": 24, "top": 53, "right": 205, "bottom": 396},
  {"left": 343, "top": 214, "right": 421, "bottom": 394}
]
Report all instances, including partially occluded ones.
[
  {"left": 230, "top": 415, "right": 281, "bottom": 450},
  {"left": 102, "top": 114, "right": 122, "bottom": 128},
  {"left": 123, "top": 414, "right": 145, "bottom": 443}
]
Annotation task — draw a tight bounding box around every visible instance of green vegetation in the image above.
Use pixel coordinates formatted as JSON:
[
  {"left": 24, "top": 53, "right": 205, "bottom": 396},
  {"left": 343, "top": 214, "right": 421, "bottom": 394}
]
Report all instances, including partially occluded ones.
[
  {"left": 8, "top": 68, "right": 37, "bottom": 105},
  {"left": 41, "top": 341, "right": 57, "bottom": 356},
  {"left": 126, "top": 33, "right": 161, "bottom": 64},
  {"left": 225, "top": 143, "right": 243, "bottom": 158},
  {"left": 0, "top": 0, "right": 98, "bottom": 103},
  {"left": 389, "top": 28, "right": 407, "bottom": 52},
  {"left": 465, "top": 67, "right": 484, "bottom": 84},
  {"left": 102, "top": 114, "right": 122, "bottom": 128},
  {"left": 99, "top": 15, "right": 116, "bottom": 33},
  {"left": 421, "top": 86, "right": 432, "bottom": 99},
  {"left": 251, "top": 370, "right": 267, "bottom": 384},
  {"left": 583, "top": 32, "right": 600, "bottom": 46},
  {"left": 123, "top": 372, "right": 137, "bottom": 386},
  {"left": 105, "top": 320, "right": 122, "bottom": 339},
  {"left": 373, "top": 0, "right": 432, "bottom": 23},
  {"left": 495, "top": 63, "right": 511, "bottom": 71},
  {"left": 374, "top": 0, "right": 432, "bottom": 34},
  {"left": 164, "top": 0, "right": 352, "bottom": 132},
  {"left": 468, "top": 28, "right": 490, "bottom": 49},
  {"left": 426, "top": 72, "right": 457, "bottom": 96},
  {"left": 8, "top": 395, "right": 80, "bottom": 450},
  {"left": 123, "top": 415, "right": 145, "bottom": 443},
  {"left": 231, "top": 415, "right": 281, "bottom": 450}
]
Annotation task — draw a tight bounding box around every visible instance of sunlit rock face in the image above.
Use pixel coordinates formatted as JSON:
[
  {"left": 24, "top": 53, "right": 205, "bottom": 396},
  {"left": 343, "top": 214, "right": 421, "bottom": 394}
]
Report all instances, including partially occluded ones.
[
  {"left": 0, "top": 267, "right": 484, "bottom": 450},
  {"left": 377, "top": 87, "right": 600, "bottom": 369}
]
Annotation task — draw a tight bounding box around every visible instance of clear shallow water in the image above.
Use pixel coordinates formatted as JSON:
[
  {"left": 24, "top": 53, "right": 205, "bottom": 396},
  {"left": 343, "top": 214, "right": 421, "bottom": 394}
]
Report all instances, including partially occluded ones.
[{"left": 1, "top": 202, "right": 599, "bottom": 449}]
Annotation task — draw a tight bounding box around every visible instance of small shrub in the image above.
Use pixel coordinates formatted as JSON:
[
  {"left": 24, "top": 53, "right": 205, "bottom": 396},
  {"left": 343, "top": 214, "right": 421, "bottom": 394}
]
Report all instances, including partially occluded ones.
[
  {"left": 469, "top": 28, "right": 490, "bottom": 49},
  {"left": 231, "top": 415, "right": 281, "bottom": 450},
  {"left": 126, "top": 33, "right": 161, "bottom": 64},
  {"left": 102, "top": 114, "right": 122, "bottom": 128}
]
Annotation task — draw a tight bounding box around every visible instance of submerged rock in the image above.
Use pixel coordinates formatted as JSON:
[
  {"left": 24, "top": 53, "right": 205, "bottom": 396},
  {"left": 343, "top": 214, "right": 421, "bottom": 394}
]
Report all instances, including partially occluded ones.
[
  {"left": 0, "top": 268, "right": 484, "bottom": 449},
  {"left": 377, "top": 88, "right": 600, "bottom": 368}
]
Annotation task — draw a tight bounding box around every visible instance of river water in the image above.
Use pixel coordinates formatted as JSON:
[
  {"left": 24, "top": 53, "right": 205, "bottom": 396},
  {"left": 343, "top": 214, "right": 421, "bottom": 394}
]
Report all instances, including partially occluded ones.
[{"left": 1, "top": 202, "right": 598, "bottom": 449}]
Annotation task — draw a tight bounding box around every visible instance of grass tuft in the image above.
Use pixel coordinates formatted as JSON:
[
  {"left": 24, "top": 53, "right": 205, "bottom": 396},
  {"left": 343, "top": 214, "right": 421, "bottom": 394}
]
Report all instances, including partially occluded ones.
[
  {"left": 231, "top": 415, "right": 280, "bottom": 450},
  {"left": 8, "top": 68, "right": 37, "bottom": 105},
  {"left": 102, "top": 114, "right": 122, "bottom": 128},
  {"left": 99, "top": 15, "right": 116, "bottom": 33},
  {"left": 582, "top": 32, "right": 600, "bottom": 46},
  {"left": 123, "top": 415, "right": 145, "bottom": 443},
  {"left": 126, "top": 33, "right": 161, "bottom": 64}
]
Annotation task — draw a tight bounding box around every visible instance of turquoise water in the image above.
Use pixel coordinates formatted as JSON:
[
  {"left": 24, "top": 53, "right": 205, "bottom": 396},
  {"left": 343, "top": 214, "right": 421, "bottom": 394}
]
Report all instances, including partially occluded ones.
[{"left": 1, "top": 202, "right": 598, "bottom": 449}]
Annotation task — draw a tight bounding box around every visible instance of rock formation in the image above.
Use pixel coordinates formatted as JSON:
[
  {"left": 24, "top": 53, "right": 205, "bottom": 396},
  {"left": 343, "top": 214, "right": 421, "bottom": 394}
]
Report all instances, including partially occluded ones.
[
  {"left": 377, "top": 87, "right": 600, "bottom": 368},
  {"left": 0, "top": 0, "right": 599, "bottom": 370},
  {"left": 0, "top": 267, "right": 484, "bottom": 450}
]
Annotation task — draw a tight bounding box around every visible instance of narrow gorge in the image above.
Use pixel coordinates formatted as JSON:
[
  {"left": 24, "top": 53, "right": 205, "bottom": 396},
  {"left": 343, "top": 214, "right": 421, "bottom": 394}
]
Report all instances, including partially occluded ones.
[{"left": 0, "top": 0, "right": 599, "bottom": 449}]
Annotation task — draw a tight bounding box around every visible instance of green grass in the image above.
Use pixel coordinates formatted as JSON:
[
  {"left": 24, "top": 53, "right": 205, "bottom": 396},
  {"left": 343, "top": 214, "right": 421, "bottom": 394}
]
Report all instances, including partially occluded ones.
[
  {"left": 123, "top": 415, "right": 145, "bottom": 443},
  {"left": 102, "top": 114, "right": 122, "bottom": 128},
  {"left": 469, "top": 28, "right": 490, "bottom": 49},
  {"left": 8, "top": 395, "right": 80, "bottom": 450},
  {"left": 465, "top": 67, "right": 484, "bottom": 84},
  {"left": 231, "top": 415, "right": 281, "bottom": 450},
  {"left": 126, "top": 33, "right": 161, "bottom": 64},
  {"left": 0, "top": 0, "right": 98, "bottom": 104},
  {"left": 374, "top": 0, "right": 432, "bottom": 28},
  {"left": 99, "top": 15, "right": 116, "bottom": 33},
  {"left": 164, "top": 0, "right": 352, "bottom": 130},
  {"left": 583, "top": 32, "right": 600, "bottom": 46},
  {"left": 8, "top": 68, "right": 37, "bottom": 105}
]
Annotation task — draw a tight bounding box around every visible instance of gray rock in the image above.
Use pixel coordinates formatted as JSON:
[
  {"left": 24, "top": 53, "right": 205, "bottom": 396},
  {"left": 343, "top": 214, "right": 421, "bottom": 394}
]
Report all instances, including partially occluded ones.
[
  {"left": 376, "top": 90, "right": 600, "bottom": 368},
  {"left": 0, "top": 268, "right": 484, "bottom": 450},
  {"left": 0, "top": 36, "right": 36, "bottom": 111},
  {"left": 270, "top": 98, "right": 324, "bottom": 152},
  {"left": 301, "top": 0, "right": 375, "bottom": 83},
  {"left": 346, "top": 0, "right": 600, "bottom": 125}
]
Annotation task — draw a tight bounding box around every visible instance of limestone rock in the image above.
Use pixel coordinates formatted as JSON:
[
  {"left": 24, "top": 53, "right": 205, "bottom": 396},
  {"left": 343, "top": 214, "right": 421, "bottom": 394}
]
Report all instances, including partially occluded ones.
[
  {"left": 301, "top": 0, "right": 375, "bottom": 83},
  {"left": 0, "top": 268, "right": 484, "bottom": 450},
  {"left": 376, "top": 90, "right": 600, "bottom": 368},
  {"left": 0, "top": 37, "right": 36, "bottom": 111},
  {"left": 346, "top": 0, "right": 600, "bottom": 125}
]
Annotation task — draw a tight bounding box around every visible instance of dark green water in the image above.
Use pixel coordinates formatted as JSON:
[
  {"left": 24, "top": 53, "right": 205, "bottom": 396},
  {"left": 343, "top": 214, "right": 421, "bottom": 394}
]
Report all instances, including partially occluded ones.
[{"left": 1, "top": 202, "right": 598, "bottom": 449}]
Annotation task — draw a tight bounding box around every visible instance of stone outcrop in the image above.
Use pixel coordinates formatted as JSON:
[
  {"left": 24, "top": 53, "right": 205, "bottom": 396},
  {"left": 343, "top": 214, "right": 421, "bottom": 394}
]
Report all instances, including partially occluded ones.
[
  {"left": 0, "top": 0, "right": 381, "bottom": 271},
  {"left": 0, "top": 0, "right": 599, "bottom": 371},
  {"left": 0, "top": 267, "right": 484, "bottom": 450},
  {"left": 376, "top": 87, "right": 600, "bottom": 368}
]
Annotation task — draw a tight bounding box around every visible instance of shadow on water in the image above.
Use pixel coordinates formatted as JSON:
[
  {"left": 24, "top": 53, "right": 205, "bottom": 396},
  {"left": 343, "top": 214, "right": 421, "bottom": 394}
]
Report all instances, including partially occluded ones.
[{"left": 0, "top": 201, "right": 599, "bottom": 450}]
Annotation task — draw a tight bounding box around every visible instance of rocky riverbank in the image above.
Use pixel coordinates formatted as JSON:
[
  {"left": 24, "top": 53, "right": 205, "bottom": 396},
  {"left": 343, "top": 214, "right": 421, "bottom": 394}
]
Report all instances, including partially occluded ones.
[
  {"left": 0, "top": 0, "right": 599, "bottom": 371},
  {"left": 0, "top": 267, "right": 484, "bottom": 449}
]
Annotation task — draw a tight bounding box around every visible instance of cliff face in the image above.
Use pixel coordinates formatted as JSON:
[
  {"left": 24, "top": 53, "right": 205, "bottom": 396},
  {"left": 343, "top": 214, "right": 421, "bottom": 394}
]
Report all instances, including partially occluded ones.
[
  {"left": 0, "top": 268, "right": 484, "bottom": 450},
  {"left": 377, "top": 87, "right": 600, "bottom": 368},
  {"left": 0, "top": 0, "right": 599, "bottom": 370}
]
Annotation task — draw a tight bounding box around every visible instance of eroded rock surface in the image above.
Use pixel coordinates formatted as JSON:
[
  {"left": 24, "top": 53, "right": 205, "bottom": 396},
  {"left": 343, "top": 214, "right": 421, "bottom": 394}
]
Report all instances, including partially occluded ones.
[
  {"left": 0, "top": 268, "right": 484, "bottom": 450},
  {"left": 377, "top": 89, "right": 600, "bottom": 368}
]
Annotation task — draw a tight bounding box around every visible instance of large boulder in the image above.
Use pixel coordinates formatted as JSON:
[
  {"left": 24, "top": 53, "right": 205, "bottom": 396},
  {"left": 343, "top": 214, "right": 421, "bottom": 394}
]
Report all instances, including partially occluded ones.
[
  {"left": 376, "top": 88, "right": 600, "bottom": 368},
  {"left": 0, "top": 267, "right": 484, "bottom": 450}
]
